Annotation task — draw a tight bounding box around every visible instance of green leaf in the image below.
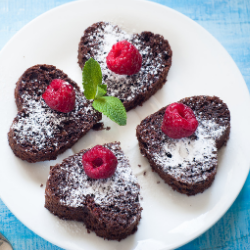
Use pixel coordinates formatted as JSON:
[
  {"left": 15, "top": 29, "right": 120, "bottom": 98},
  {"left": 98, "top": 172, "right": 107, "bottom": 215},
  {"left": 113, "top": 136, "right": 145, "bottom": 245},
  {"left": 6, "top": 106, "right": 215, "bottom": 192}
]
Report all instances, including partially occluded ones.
[
  {"left": 93, "top": 96, "right": 127, "bottom": 126},
  {"left": 96, "top": 84, "right": 107, "bottom": 98},
  {"left": 82, "top": 58, "right": 102, "bottom": 100},
  {"left": 81, "top": 58, "right": 127, "bottom": 126}
]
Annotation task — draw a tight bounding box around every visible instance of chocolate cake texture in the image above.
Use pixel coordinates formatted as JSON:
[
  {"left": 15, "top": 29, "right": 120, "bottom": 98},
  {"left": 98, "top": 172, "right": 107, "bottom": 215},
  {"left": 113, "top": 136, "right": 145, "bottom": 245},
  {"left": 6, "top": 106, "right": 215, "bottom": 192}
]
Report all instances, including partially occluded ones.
[
  {"left": 78, "top": 21, "right": 172, "bottom": 111},
  {"left": 45, "top": 142, "right": 142, "bottom": 240},
  {"left": 136, "top": 96, "right": 230, "bottom": 196},
  {"left": 8, "top": 65, "right": 102, "bottom": 163}
]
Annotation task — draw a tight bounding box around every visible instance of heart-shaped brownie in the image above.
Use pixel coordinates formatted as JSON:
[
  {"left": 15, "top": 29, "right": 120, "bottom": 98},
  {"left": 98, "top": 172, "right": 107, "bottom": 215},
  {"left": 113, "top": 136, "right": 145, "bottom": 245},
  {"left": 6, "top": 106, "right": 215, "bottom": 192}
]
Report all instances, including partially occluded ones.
[
  {"left": 45, "top": 142, "right": 142, "bottom": 240},
  {"left": 8, "top": 65, "right": 102, "bottom": 163},
  {"left": 136, "top": 96, "right": 230, "bottom": 196},
  {"left": 78, "top": 22, "right": 172, "bottom": 111}
]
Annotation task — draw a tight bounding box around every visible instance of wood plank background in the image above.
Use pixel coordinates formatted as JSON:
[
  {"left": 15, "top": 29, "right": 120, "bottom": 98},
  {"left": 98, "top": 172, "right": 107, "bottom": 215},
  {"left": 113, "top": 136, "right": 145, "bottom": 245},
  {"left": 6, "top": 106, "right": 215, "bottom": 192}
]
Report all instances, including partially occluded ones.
[{"left": 0, "top": 0, "right": 249, "bottom": 249}]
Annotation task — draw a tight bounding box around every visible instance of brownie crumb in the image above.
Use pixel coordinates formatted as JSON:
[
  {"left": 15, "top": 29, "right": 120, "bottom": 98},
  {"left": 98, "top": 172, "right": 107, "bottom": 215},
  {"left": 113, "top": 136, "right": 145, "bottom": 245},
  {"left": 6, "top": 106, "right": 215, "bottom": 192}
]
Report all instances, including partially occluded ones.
[
  {"left": 157, "top": 181, "right": 160, "bottom": 184},
  {"left": 143, "top": 171, "right": 146, "bottom": 176},
  {"left": 92, "top": 123, "right": 111, "bottom": 131},
  {"left": 92, "top": 122, "right": 104, "bottom": 131},
  {"left": 40, "top": 184, "right": 43, "bottom": 187},
  {"left": 138, "top": 164, "right": 141, "bottom": 168},
  {"left": 87, "top": 229, "right": 90, "bottom": 234},
  {"left": 140, "top": 197, "right": 143, "bottom": 200}
]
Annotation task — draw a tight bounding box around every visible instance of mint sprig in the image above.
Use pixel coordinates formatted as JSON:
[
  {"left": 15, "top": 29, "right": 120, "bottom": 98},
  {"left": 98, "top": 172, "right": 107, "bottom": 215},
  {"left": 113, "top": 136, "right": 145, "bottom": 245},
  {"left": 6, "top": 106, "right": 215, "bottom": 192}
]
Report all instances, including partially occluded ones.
[{"left": 82, "top": 58, "right": 127, "bottom": 126}]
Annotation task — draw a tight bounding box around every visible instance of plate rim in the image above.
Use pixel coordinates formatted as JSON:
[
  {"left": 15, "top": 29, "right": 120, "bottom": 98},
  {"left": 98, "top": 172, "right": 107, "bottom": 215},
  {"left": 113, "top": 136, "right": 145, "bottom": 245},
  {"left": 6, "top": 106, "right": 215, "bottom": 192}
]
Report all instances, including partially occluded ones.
[{"left": 0, "top": 0, "right": 249, "bottom": 249}]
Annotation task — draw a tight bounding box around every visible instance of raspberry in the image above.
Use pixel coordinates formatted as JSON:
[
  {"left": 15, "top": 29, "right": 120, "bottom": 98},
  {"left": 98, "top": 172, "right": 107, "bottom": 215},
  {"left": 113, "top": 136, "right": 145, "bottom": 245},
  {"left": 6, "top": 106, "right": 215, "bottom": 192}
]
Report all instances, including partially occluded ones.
[
  {"left": 161, "top": 103, "right": 198, "bottom": 139},
  {"left": 42, "top": 79, "right": 75, "bottom": 113},
  {"left": 82, "top": 145, "right": 118, "bottom": 179},
  {"left": 106, "top": 40, "right": 142, "bottom": 75}
]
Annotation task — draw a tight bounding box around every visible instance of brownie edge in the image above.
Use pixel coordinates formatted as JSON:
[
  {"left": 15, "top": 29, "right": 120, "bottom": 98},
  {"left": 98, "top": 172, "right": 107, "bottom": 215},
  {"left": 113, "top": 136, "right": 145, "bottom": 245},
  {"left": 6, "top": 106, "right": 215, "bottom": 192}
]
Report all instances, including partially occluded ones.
[
  {"left": 78, "top": 22, "right": 172, "bottom": 111},
  {"left": 8, "top": 64, "right": 102, "bottom": 163},
  {"left": 136, "top": 95, "right": 230, "bottom": 196},
  {"left": 45, "top": 142, "right": 142, "bottom": 240}
]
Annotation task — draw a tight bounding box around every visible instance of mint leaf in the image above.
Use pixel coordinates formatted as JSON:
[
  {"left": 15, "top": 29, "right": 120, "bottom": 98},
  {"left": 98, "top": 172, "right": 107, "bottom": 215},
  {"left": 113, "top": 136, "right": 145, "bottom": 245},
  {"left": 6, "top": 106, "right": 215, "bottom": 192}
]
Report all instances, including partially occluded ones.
[
  {"left": 82, "top": 58, "right": 102, "bottom": 99},
  {"left": 96, "top": 84, "right": 107, "bottom": 98},
  {"left": 93, "top": 96, "right": 127, "bottom": 126},
  {"left": 82, "top": 58, "right": 127, "bottom": 126}
]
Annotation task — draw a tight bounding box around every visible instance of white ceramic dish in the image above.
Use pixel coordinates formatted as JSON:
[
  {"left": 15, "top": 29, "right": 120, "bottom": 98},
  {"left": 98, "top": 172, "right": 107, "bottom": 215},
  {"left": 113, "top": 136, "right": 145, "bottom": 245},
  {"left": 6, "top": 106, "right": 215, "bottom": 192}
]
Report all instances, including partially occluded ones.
[{"left": 0, "top": 0, "right": 250, "bottom": 249}]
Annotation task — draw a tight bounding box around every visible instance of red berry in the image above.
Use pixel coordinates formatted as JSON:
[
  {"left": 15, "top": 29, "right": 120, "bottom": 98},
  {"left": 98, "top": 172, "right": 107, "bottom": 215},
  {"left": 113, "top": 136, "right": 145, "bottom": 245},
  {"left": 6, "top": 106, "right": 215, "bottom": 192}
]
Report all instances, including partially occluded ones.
[
  {"left": 42, "top": 79, "right": 75, "bottom": 113},
  {"left": 82, "top": 145, "right": 118, "bottom": 179},
  {"left": 161, "top": 103, "right": 198, "bottom": 139},
  {"left": 106, "top": 40, "right": 142, "bottom": 75}
]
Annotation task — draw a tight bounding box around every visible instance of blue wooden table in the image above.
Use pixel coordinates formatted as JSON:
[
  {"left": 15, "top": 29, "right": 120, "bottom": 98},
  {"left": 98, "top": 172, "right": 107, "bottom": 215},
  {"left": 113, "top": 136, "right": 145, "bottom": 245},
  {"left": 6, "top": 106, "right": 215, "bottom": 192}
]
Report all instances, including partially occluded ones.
[{"left": 0, "top": 0, "right": 249, "bottom": 249}]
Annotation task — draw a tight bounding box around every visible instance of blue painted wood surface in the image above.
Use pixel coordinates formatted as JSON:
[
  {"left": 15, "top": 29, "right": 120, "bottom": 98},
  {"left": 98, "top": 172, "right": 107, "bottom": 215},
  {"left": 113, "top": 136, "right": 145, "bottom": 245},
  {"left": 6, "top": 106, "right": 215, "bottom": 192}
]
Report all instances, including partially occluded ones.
[{"left": 0, "top": 0, "right": 249, "bottom": 249}]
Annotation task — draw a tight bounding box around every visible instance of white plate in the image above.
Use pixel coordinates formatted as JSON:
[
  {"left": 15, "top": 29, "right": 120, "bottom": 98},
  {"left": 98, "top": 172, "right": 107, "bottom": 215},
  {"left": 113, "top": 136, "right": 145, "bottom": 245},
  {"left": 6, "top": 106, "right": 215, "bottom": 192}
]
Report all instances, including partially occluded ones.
[{"left": 0, "top": 0, "right": 250, "bottom": 249}]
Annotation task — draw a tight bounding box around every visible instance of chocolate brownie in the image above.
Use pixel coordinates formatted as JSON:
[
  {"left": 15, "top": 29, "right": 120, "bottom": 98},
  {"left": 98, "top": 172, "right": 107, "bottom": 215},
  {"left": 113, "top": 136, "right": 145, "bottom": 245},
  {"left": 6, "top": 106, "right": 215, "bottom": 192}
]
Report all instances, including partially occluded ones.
[
  {"left": 78, "top": 22, "right": 172, "bottom": 111},
  {"left": 8, "top": 65, "right": 102, "bottom": 163},
  {"left": 45, "top": 142, "right": 142, "bottom": 240},
  {"left": 136, "top": 96, "right": 230, "bottom": 196}
]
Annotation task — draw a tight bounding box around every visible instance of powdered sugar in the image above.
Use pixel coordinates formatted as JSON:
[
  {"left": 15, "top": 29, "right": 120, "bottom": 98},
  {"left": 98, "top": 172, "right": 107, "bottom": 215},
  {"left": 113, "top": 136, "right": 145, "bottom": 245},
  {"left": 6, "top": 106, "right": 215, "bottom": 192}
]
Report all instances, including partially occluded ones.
[
  {"left": 152, "top": 118, "right": 226, "bottom": 184},
  {"left": 57, "top": 143, "right": 140, "bottom": 208},
  {"left": 11, "top": 88, "right": 97, "bottom": 153},
  {"left": 199, "top": 119, "right": 227, "bottom": 140},
  {"left": 83, "top": 22, "right": 168, "bottom": 103}
]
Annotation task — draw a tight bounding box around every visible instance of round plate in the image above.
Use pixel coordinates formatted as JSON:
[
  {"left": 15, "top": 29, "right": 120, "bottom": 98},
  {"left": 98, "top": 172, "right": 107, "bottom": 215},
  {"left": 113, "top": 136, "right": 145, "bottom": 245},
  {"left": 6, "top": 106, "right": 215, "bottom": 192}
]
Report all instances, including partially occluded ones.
[{"left": 0, "top": 0, "right": 249, "bottom": 249}]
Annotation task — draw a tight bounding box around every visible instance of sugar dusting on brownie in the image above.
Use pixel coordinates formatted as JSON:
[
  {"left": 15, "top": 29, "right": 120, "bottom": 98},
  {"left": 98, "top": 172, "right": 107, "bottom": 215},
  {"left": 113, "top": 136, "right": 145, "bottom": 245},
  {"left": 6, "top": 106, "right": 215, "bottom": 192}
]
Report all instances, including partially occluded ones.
[
  {"left": 82, "top": 22, "right": 168, "bottom": 103},
  {"left": 11, "top": 91, "right": 96, "bottom": 152},
  {"left": 9, "top": 64, "right": 102, "bottom": 161},
  {"left": 137, "top": 95, "right": 230, "bottom": 190},
  {"left": 57, "top": 143, "right": 140, "bottom": 208},
  {"left": 45, "top": 142, "right": 142, "bottom": 240},
  {"left": 152, "top": 118, "right": 226, "bottom": 184}
]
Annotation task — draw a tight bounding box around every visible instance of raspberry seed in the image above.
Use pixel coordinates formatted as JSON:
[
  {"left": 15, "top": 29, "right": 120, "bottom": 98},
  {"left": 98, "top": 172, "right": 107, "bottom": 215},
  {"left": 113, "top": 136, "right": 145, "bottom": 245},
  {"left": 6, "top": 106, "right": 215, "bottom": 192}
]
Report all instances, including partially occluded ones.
[{"left": 161, "top": 103, "right": 198, "bottom": 139}]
